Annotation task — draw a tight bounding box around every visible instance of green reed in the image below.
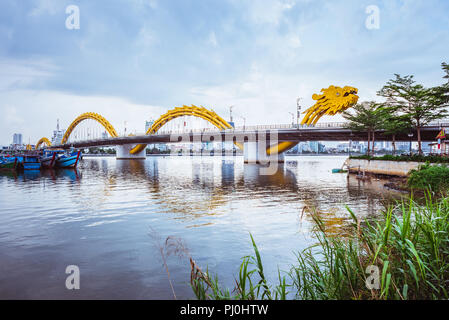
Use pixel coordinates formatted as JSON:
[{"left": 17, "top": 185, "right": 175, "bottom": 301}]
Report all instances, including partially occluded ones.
[{"left": 190, "top": 192, "right": 449, "bottom": 300}]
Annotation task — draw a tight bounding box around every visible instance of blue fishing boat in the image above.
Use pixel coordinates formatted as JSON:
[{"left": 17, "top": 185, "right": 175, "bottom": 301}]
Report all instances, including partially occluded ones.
[
  {"left": 23, "top": 156, "right": 41, "bottom": 170},
  {"left": 0, "top": 156, "right": 18, "bottom": 170},
  {"left": 56, "top": 150, "right": 81, "bottom": 168},
  {"left": 40, "top": 150, "right": 58, "bottom": 169}
]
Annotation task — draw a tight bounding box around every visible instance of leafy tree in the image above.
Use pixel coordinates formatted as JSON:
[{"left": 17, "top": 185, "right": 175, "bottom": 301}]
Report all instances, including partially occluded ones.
[
  {"left": 343, "top": 101, "right": 385, "bottom": 156},
  {"left": 380, "top": 112, "right": 412, "bottom": 155},
  {"left": 430, "top": 62, "right": 449, "bottom": 108},
  {"left": 377, "top": 74, "right": 448, "bottom": 155}
]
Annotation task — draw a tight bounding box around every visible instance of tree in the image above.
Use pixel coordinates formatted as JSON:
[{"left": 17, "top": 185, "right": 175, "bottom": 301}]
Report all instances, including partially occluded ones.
[
  {"left": 431, "top": 62, "right": 449, "bottom": 108},
  {"left": 380, "top": 112, "right": 412, "bottom": 155},
  {"left": 343, "top": 102, "right": 385, "bottom": 156},
  {"left": 377, "top": 74, "right": 448, "bottom": 155}
]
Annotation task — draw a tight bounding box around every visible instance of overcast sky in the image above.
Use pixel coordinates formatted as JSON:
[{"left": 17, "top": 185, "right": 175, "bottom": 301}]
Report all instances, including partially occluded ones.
[{"left": 0, "top": 0, "right": 448, "bottom": 145}]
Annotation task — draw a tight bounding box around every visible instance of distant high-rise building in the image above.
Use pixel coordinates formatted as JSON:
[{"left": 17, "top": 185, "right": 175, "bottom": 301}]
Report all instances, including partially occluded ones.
[
  {"left": 396, "top": 142, "right": 410, "bottom": 151},
  {"left": 309, "top": 141, "right": 318, "bottom": 153},
  {"left": 291, "top": 144, "right": 299, "bottom": 154},
  {"left": 51, "top": 119, "right": 66, "bottom": 145},
  {"left": 13, "top": 133, "right": 22, "bottom": 145},
  {"left": 158, "top": 144, "right": 168, "bottom": 152},
  {"left": 297, "top": 142, "right": 310, "bottom": 153},
  {"left": 309, "top": 141, "right": 325, "bottom": 153},
  {"left": 337, "top": 143, "right": 350, "bottom": 152},
  {"left": 421, "top": 142, "right": 431, "bottom": 153}
]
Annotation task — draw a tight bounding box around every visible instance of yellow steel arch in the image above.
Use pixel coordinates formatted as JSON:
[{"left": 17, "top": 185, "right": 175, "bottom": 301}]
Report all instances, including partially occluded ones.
[
  {"left": 61, "top": 112, "right": 118, "bottom": 144},
  {"left": 130, "top": 105, "right": 234, "bottom": 154},
  {"left": 266, "top": 141, "right": 298, "bottom": 155},
  {"left": 35, "top": 137, "right": 52, "bottom": 149},
  {"left": 130, "top": 105, "right": 299, "bottom": 155}
]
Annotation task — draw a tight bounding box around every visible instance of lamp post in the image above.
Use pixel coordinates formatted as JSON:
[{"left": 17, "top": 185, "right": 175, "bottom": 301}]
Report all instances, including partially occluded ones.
[
  {"left": 296, "top": 97, "right": 302, "bottom": 128},
  {"left": 288, "top": 112, "right": 294, "bottom": 127},
  {"left": 240, "top": 116, "right": 246, "bottom": 131},
  {"left": 229, "top": 105, "right": 234, "bottom": 123}
]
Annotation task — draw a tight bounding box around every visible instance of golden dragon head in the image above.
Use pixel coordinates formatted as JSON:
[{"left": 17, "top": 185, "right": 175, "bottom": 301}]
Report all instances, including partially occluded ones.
[{"left": 301, "top": 85, "right": 359, "bottom": 126}]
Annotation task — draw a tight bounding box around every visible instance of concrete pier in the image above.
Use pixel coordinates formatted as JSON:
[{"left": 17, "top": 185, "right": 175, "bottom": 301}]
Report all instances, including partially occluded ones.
[
  {"left": 243, "top": 141, "right": 285, "bottom": 164},
  {"left": 347, "top": 159, "right": 422, "bottom": 176},
  {"left": 116, "top": 144, "right": 146, "bottom": 160}
]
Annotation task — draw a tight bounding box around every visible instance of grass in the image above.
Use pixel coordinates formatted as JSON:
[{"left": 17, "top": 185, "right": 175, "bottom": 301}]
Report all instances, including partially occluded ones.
[
  {"left": 408, "top": 164, "right": 449, "bottom": 194},
  {"left": 190, "top": 193, "right": 449, "bottom": 300}
]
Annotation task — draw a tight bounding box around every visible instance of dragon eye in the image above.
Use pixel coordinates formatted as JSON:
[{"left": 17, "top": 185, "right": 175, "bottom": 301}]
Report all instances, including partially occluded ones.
[{"left": 343, "top": 92, "right": 349, "bottom": 97}]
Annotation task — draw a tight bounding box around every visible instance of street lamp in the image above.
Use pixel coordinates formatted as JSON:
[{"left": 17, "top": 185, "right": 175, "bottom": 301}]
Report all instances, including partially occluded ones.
[
  {"left": 408, "top": 132, "right": 413, "bottom": 156},
  {"left": 288, "top": 112, "right": 294, "bottom": 127},
  {"left": 296, "top": 97, "right": 302, "bottom": 128},
  {"left": 229, "top": 105, "right": 234, "bottom": 123},
  {"left": 240, "top": 116, "right": 246, "bottom": 131}
]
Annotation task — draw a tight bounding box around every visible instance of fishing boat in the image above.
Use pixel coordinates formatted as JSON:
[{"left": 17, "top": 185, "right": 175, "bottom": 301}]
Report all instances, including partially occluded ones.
[
  {"left": 0, "top": 157, "right": 18, "bottom": 170},
  {"left": 40, "top": 151, "right": 58, "bottom": 169},
  {"left": 23, "top": 155, "right": 41, "bottom": 170},
  {"left": 56, "top": 150, "right": 81, "bottom": 168}
]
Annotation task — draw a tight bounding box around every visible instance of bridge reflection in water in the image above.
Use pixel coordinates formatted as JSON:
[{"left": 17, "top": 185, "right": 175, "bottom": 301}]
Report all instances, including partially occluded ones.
[{"left": 0, "top": 155, "right": 401, "bottom": 299}]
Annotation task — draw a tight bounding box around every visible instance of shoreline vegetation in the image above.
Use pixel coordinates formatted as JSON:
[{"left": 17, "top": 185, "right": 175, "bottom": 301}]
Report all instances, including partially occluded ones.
[
  {"left": 190, "top": 192, "right": 449, "bottom": 300},
  {"left": 348, "top": 155, "right": 449, "bottom": 194},
  {"left": 350, "top": 154, "right": 449, "bottom": 164}
]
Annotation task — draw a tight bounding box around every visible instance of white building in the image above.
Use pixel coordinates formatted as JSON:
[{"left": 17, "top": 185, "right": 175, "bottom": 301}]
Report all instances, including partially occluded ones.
[
  {"left": 51, "top": 119, "right": 66, "bottom": 145},
  {"left": 13, "top": 133, "right": 22, "bottom": 145}
]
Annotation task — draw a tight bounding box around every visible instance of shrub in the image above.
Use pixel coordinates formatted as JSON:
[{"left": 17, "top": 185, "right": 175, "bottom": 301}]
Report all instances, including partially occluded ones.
[
  {"left": 350, "top": 154, "right": 449, "bottom": 163},
  {"left": 408, "top": 164, "right": 449, "bottom": 192}
]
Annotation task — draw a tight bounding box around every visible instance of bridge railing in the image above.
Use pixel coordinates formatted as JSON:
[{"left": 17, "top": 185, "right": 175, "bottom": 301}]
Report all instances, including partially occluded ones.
[
  {"left": 64, "top": 120, "right": 449, "bottom": 144},
  {"left": 137, "top": 122, "right": 350, "bottom": 135}
]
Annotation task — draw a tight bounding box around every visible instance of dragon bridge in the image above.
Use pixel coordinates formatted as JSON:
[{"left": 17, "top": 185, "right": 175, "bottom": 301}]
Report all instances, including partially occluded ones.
[{"left": 35, "top": 85, "right": 359, "bottom": 156}]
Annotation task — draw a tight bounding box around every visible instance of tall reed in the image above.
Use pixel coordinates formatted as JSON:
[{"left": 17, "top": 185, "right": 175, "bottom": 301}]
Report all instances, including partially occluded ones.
[{"left": 191, "top": 193, "right": 449, "bottom": 300}]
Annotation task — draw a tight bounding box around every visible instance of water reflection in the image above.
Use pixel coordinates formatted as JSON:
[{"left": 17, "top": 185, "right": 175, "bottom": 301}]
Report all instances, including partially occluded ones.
[
  {"left": 0, "top": 168, "right": 81, "bottom": 182},
  {"left": 0, "top": 155, "right": 402, "bottom": 299}
]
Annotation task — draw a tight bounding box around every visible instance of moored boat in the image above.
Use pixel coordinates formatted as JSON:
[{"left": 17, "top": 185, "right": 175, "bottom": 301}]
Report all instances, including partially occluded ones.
[
  {"left": 56, "top": 150, "right": 81, "bottom": 168},
  {"left": 40, "top": 151, "right": 57, "bottom": 169},
  {"left": 0, "top": 157, "right": 18, "bottom": 170},
  {"left": 23, "top": 156, "right": 41, "bottom": 170}
]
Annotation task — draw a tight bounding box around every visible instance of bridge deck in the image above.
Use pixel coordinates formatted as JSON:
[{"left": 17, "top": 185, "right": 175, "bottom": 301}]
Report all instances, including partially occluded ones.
[{"left": 53, "top": 123, "right": 446, "bottom": 149}]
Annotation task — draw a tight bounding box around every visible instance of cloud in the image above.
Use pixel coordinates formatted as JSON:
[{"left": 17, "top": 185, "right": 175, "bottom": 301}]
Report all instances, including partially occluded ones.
[
  {"left": 0, "top": 58, "right": 57, "bottom": 92},
  {"left": 0, "top": 0, "right": 449, "bottom": 144},
  {"left": 208, "top": 31, "right": 218, "bottom": 47},
  {"left": 28, "top": 0, "right": 60, "bottom": 17},
  {"left": 0, "top": 89, "right": 166, "bottom": 146},
  {"left": 233, "top": 0, "right": 297, "bottom": 26}
]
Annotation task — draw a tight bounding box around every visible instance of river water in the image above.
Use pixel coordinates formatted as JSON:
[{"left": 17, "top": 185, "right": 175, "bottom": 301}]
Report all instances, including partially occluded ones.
[{"left": 0, "top": 155, "right": 400, "bottom": 299}]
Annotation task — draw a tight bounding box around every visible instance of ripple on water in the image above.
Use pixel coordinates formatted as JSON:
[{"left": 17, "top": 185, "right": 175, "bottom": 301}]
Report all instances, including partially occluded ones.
[{"left": 0, "top": 156, "right": 399, "bottom": 299}]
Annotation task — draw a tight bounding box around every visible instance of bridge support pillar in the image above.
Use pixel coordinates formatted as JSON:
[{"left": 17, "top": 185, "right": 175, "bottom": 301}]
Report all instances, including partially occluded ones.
[
  {"left": 243, "top": 142, "right": 285, "bottom": 164},
  {"left": 116, "top": 144, "right": 146, "bottom": 160}
]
